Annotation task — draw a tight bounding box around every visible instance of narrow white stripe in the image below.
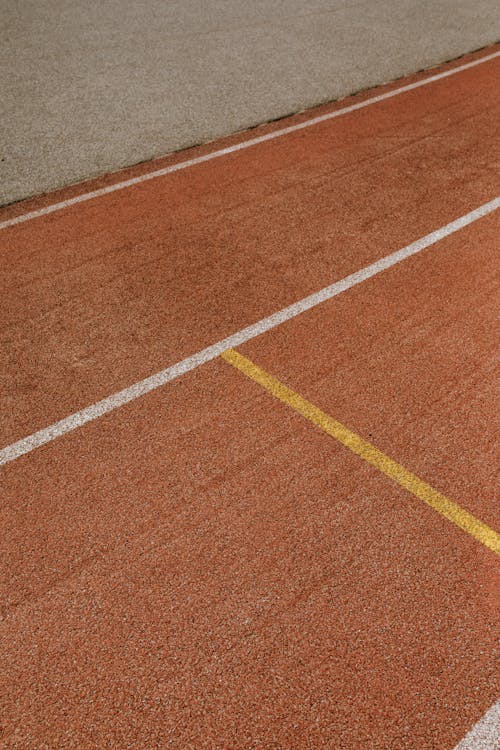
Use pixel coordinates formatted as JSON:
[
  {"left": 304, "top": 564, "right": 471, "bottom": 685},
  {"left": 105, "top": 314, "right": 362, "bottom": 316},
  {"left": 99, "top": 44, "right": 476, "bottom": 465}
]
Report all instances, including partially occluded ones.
[
  {"left": 1, "top": 50, "right": 498, "bottom": 232},
  {"left": 453, "top": 700, "right": 500, "bottom": 749},
  {"left": 1, "top": 198, "right": 497, "bottom": 466}
]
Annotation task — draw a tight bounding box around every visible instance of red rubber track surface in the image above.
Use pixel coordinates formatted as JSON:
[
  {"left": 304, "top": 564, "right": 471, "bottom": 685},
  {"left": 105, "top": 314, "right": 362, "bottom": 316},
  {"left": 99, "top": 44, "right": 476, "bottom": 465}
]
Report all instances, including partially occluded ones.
[{"left": 0, "top": 46, "right": 499, "bottom": 749}]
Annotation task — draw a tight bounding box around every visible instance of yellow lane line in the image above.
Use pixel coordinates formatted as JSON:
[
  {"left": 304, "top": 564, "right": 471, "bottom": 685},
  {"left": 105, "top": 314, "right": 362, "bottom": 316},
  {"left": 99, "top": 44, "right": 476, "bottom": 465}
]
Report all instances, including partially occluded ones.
[{"left": 221, "top": 348, "right": 500, "bottom": 556}]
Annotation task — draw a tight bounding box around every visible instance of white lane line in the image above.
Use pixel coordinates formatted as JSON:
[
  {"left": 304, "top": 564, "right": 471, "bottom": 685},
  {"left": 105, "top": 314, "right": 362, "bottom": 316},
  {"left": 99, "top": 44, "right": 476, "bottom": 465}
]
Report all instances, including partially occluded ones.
[
  {"left": 453, "top": 699, "right": 500, "bottom": 749},
  {"left": 1, "top": 51, "right": 499, "bottom": 233},
  {"left": 1, "top": 198, "right": 498, "bottom": 467}
]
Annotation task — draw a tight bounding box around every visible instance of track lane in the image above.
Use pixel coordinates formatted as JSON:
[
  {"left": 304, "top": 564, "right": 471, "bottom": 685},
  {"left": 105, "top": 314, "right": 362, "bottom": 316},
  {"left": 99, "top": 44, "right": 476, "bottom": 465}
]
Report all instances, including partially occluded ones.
[
  {"left": 1, "top": 53, "right": 499, "bottom": 445},
  {"left": 1, "top": 358, "right": 497, "bottom": 748},
  {"left": 1, "top": 200, "right": 496, "bottom": 466},
  {"left": 238, "top": 212, "right": 500, "bottom": 529}
]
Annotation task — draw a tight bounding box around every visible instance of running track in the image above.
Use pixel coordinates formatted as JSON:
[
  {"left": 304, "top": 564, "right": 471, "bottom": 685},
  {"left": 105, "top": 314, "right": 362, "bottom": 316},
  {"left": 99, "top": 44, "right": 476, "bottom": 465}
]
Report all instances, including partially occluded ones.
[{"left": 0, "top": 46, "right": 499, "bottom": 748}]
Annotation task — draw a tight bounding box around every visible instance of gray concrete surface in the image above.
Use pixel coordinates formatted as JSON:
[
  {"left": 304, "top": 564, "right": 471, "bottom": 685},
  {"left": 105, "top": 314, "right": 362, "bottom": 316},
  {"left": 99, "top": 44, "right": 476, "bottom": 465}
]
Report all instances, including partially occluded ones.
[{"left": 1, "top": 0, "right": 498, "bottom": 206}]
